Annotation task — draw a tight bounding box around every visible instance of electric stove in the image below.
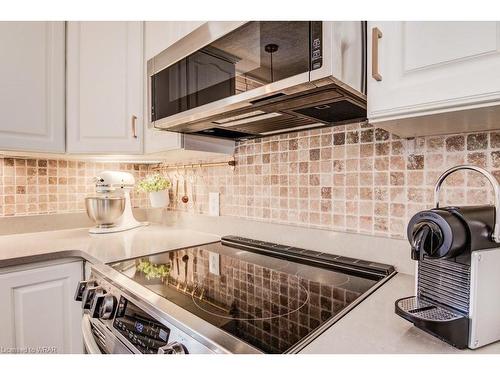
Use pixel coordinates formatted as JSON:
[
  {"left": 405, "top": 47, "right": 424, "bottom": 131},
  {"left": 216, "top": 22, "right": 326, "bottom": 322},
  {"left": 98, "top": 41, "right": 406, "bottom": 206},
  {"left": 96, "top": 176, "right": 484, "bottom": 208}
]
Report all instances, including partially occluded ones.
[{"left": 103, "top": 236, "right": 395, "bottom": 353}]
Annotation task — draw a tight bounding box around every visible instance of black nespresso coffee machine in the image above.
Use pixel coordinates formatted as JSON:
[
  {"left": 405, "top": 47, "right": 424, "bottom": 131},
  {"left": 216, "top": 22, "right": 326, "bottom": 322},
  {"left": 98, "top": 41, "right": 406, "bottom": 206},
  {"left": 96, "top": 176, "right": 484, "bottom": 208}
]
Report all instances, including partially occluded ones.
[{"left": 396, "top": 165, "right": 500, "bottom": 349}]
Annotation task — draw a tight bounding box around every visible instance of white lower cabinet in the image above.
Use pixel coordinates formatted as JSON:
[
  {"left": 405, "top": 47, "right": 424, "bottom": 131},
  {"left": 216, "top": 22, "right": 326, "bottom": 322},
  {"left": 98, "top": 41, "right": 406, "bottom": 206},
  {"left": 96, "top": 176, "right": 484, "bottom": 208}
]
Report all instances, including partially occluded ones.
[{"left": 0, "top": 260, "right": 83, "bottom": 354}]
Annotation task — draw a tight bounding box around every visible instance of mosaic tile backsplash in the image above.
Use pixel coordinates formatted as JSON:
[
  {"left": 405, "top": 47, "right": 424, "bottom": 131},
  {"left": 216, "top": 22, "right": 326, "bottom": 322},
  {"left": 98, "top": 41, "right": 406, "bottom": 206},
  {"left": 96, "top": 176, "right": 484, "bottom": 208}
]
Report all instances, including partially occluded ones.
[
  {"left": 0, "top": 158, "right": 150, "bottom": 216},
  {"left": 161, "top": 122, "right": 500, "bottom": 239},
  {"left": 1, "top": 122, "right": 500, "bottom": 239}
]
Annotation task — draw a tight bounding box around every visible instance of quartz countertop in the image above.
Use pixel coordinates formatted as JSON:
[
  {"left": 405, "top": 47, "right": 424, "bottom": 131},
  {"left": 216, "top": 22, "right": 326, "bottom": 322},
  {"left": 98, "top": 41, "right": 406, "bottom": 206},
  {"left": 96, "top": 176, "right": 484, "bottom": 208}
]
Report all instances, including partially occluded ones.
[
  {"left": 0, "top": 224, "right": 220, "bottom": 268},
  {"left": 300, "top": 273, "right": 500, "bottom": 354},
  {"left": 1, "top": 220, "right": 498, "bottom": 354}
]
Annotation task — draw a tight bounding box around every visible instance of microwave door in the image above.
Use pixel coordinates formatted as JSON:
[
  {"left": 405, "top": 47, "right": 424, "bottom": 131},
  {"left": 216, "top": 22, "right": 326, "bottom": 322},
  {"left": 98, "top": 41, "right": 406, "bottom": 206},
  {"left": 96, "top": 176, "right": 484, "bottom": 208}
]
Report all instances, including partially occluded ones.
[{"left": 149, "top": 21, "right": 315, "bottom": 131}]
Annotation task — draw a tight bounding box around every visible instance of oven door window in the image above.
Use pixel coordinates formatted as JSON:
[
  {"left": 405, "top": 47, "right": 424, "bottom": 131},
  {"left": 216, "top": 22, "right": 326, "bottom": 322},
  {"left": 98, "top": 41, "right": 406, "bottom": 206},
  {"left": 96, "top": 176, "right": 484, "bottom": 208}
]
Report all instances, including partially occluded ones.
[{"left": 151, "top": 21, "right": 317, "bottom": 121}]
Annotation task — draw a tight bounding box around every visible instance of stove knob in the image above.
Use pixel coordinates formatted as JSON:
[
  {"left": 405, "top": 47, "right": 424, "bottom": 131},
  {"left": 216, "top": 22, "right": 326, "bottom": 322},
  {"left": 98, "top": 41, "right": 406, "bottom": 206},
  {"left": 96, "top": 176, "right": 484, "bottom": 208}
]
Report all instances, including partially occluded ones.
[
  {"left": 158, "top": 342, "right": 188, "bottom": 354},
  {"left": 81, "top": 285, "right": 100, "bottom": 310},
  {"left": 91, "top": 292, "right": 117, "bottom": 320},
  {"left": 99, "top": 295, "right": 117, "bottom": 320},
  {"left": 74, "top": 280, "right": 96, "bottom": 302}
]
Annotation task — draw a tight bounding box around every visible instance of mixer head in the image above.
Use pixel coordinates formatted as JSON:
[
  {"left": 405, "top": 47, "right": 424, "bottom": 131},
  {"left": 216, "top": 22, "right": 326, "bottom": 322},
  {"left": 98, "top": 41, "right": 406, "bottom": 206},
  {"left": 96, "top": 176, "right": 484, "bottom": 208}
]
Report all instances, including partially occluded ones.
[{"left": 94, "top": 171, "right": 136, "bottom": 193}]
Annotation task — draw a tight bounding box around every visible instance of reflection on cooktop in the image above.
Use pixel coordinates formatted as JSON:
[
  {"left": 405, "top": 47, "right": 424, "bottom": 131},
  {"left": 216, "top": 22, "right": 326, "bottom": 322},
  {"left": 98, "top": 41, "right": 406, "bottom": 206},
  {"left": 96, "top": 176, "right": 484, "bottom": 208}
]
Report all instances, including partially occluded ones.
[{"left": 110, "top": 242, "right": 378, "bottom": 353}]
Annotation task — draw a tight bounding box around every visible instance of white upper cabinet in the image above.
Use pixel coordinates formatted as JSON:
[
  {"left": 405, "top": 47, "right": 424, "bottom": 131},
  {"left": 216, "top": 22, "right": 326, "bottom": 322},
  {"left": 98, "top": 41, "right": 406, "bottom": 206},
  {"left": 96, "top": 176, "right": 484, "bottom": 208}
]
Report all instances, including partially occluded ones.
[
  {"left": 368, "top": 21, "right": 500, "bottom": 137},
  {"left": 144, "top": 21, "right": 204, "bottom": 154},
  {"left": 144, "top": 21, "right": 204, "bottom": 61},
  {"left": 67, "top": 22, "right": 144, "bottom": 154},
  {"left": 0, "top": 22, "right": 65, "bottom": 153},
  {"left": 0, "top": 21, "right": 232, "bottom": 158}
]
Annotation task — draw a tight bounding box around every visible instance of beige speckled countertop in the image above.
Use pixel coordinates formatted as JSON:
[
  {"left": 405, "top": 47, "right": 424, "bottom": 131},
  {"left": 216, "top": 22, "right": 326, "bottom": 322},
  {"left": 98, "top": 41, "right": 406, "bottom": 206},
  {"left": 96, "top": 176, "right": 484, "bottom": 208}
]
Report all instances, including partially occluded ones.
[
  {"left": 300, "top": 273, "right": 500, "bottom": 354},
  {"left": 0, "top": 224, "right": 220, "bottom": 268},
  {"left": 1, "top": 213, "right": 499, "bottom": 354}
]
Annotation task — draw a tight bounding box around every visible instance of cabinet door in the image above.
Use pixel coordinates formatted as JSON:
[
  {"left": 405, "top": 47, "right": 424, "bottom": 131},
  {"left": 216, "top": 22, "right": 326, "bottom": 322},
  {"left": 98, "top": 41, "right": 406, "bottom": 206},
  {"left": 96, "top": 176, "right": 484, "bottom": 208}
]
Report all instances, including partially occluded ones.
[
  {"left": 144, "top": 21, "right": 205, "bottom": 61},
  {"left": 0, "top": 260, "right": 83, "bottom": 354},
  {"left": 67, "top": 21, "right": 143, "bottom": 154},
  {"left": 368, "top": 22, "right": 500, "bottom": 133},
  {"left": 0, "top": 22, "right": 65, "bottom": 153},
  {"left": 144, "top": 21, "right": 204, "bottom": 154}
]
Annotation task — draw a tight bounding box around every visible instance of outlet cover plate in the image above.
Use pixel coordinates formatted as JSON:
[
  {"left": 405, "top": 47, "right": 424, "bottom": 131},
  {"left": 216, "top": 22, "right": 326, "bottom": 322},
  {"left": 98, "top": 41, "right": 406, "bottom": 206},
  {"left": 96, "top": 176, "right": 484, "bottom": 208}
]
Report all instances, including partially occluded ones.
[
  {"left": 209, "top": 192, "right": 220, "bottom": 216},
  {"left": 209, "top": 251, "right": 220, "bottom": 276}
]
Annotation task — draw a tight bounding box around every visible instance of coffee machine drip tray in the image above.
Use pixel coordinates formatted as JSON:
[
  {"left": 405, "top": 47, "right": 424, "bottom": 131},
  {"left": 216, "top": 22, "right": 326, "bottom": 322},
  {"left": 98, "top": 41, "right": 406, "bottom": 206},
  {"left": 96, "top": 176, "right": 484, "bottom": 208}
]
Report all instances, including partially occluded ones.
[
  {"left": 396, "top": 296, "right": 464, "bottom": 321},
  {"left": 395, "top": 296, "right": 469, "bottom": 348}
]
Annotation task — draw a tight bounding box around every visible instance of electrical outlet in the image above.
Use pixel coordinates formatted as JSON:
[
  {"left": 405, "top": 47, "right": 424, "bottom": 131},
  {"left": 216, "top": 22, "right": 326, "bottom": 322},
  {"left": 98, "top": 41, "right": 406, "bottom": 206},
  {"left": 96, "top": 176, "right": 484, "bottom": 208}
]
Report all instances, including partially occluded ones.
[
  {"left": 209, "top": 192, "right": 220, "bottom": 216},
  {"left": 209, "top": 251, "right": 220, "bottom": 276}
]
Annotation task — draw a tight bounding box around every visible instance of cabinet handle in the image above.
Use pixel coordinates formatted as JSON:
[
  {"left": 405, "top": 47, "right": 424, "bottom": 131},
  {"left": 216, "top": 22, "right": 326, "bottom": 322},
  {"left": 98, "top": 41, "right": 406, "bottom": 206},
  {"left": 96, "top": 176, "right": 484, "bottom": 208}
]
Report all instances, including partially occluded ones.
[
  {"left": 371, "top": 27, "right": 383, "bottom": 81},
  {"left": 131, "top": 115, "right": 138, "bottom": 138}
]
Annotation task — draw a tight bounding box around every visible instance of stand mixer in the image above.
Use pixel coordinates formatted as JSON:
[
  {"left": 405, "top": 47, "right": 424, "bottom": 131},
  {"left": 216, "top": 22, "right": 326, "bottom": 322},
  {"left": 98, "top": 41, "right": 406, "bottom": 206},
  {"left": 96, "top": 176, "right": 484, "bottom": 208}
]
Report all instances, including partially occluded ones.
[{"left": 85, "top": 171, "right": 146, "bottom": 234}]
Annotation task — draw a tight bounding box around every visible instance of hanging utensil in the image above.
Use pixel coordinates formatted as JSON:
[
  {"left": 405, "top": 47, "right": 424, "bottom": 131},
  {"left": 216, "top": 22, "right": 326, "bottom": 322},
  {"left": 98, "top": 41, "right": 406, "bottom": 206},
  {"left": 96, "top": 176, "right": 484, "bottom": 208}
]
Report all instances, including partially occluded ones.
[
  {"left": 181, "top": 167, "right": 189, "bottom": 204},
  {"left": 175, "top": 253, "right": 180, "bottom": 287},
  {"left": 192, "top": 255, "right": 196, "bottom": 282},
  {"left": 167, "top": 170, "right": 174, "bottom": 206},
  {"left": 168, "top": 252, "right": 175, "bottom": 283},
  {"left": 174, "top": 168, "right": 180, "bottom": 208},
  {"left": 192, "top": 167, "right": 199, "bottom": 210},
  {"left": 182, "top": 254, "right": 189, "bottom": 290}
]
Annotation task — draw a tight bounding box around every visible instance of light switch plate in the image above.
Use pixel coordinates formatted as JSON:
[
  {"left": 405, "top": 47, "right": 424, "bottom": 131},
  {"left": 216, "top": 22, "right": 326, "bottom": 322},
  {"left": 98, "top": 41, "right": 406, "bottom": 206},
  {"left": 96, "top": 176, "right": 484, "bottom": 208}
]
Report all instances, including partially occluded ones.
[
  {"left": 209, "top": 251, "right": 220, "bottom": 276},
  {"left": 209, "top": 192, "right": 220, "bottom": 216}
]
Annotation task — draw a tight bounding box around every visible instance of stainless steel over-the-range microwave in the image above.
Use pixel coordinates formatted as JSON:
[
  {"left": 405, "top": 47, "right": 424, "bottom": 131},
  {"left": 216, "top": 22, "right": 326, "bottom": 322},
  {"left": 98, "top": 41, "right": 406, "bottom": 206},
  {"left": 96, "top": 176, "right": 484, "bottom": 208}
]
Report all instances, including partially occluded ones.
[{"left": 147, "top": 21, "right": 367, "bottom": 140}]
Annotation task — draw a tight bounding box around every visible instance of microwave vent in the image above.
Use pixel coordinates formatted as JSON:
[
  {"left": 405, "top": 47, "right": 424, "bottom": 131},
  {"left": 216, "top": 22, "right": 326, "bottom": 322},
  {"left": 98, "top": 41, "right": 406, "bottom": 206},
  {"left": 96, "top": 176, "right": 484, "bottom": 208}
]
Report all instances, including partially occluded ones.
[
  {"left": 213, "top": 112, "right": 281, "bottom": 128},
  {"left": 193, "top": 128, "right": 255, "bottom": 139},
  {"left": 292, "top": 99, "right": 366, "bottom": 123},
  {"left": 230, "top": 115, "right": 315, "bottom": 135},
  {"left": 212, "top": 110, "right": 266, "bottom": 125}
]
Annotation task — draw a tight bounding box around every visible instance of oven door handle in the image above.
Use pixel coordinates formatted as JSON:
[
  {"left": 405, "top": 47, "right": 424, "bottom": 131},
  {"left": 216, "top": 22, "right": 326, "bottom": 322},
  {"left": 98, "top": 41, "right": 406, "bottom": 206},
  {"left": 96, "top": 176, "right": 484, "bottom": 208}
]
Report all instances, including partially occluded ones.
[{"left": 81, "top": 314, "right": 104, "bottom": 354}]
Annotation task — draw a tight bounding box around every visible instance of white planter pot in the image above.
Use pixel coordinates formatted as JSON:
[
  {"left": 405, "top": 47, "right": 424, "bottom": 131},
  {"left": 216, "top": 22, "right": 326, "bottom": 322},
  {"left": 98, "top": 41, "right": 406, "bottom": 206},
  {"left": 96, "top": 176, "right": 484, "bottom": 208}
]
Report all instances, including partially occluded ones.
[{"left": 149, "top": 190, "right": 169, "bottom": 208}]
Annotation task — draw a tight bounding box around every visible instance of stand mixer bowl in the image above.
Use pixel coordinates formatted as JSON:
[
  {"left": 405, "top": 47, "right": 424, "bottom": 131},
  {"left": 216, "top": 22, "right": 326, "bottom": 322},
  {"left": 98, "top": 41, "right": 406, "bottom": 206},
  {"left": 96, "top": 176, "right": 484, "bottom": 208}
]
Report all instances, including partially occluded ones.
[{"left": 85, "top": 195, "right": 126, "bottom": 228}]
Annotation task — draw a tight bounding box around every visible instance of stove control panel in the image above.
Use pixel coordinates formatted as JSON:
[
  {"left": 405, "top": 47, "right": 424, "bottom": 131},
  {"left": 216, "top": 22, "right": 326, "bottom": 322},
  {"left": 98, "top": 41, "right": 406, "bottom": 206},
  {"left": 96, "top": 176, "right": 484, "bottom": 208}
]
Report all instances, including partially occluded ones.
[
  {"left": 113, "top": 296, "right": 173, "bottom": 354},
  {"left": 76, "top": 274, "right": 215, "bottom": 354}
]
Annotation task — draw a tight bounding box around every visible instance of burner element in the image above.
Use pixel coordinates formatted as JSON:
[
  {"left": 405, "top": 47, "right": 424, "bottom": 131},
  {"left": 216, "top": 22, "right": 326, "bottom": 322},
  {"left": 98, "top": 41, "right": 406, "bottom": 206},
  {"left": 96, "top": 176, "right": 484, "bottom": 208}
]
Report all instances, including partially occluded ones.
[{"left": 190, "top": 283, "right": 310, "bottom": 321}]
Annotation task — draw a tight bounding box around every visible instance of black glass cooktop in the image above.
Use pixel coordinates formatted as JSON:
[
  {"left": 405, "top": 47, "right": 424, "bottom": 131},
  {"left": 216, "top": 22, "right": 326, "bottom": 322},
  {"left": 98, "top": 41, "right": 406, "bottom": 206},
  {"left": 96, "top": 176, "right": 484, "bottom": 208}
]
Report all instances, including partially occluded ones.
[{"left": 109, "top": 236, "right": 393, "bottom": 353}]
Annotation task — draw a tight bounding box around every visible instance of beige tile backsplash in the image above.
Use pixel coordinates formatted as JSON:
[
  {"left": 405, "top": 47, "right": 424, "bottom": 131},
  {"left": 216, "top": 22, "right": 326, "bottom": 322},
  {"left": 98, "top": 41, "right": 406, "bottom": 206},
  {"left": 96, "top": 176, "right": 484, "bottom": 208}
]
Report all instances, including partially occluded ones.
[
  {"left": 159, "top": 122, "right": 500, "bottom": 239},
  {"left": 1, "top": 122, "right": 499, "bottom": 240},
  {"left": 0, "top": 158, "right": 150, "bottom": 216}
]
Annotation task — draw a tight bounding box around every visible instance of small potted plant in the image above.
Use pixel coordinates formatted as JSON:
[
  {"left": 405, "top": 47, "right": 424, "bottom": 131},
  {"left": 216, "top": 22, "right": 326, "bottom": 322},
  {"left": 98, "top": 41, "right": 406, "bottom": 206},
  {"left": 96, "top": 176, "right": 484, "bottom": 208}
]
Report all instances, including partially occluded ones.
[{"left": 137, "top": 174, "right": 171, "bottom": 208}]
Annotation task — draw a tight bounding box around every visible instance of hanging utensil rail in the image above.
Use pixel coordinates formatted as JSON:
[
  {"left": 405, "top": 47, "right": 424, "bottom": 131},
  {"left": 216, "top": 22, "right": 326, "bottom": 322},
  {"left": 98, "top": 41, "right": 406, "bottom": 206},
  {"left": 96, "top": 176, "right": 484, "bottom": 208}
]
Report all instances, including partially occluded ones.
[{"left": 151, "top": 159, "right": 236, "bottom": 171}]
